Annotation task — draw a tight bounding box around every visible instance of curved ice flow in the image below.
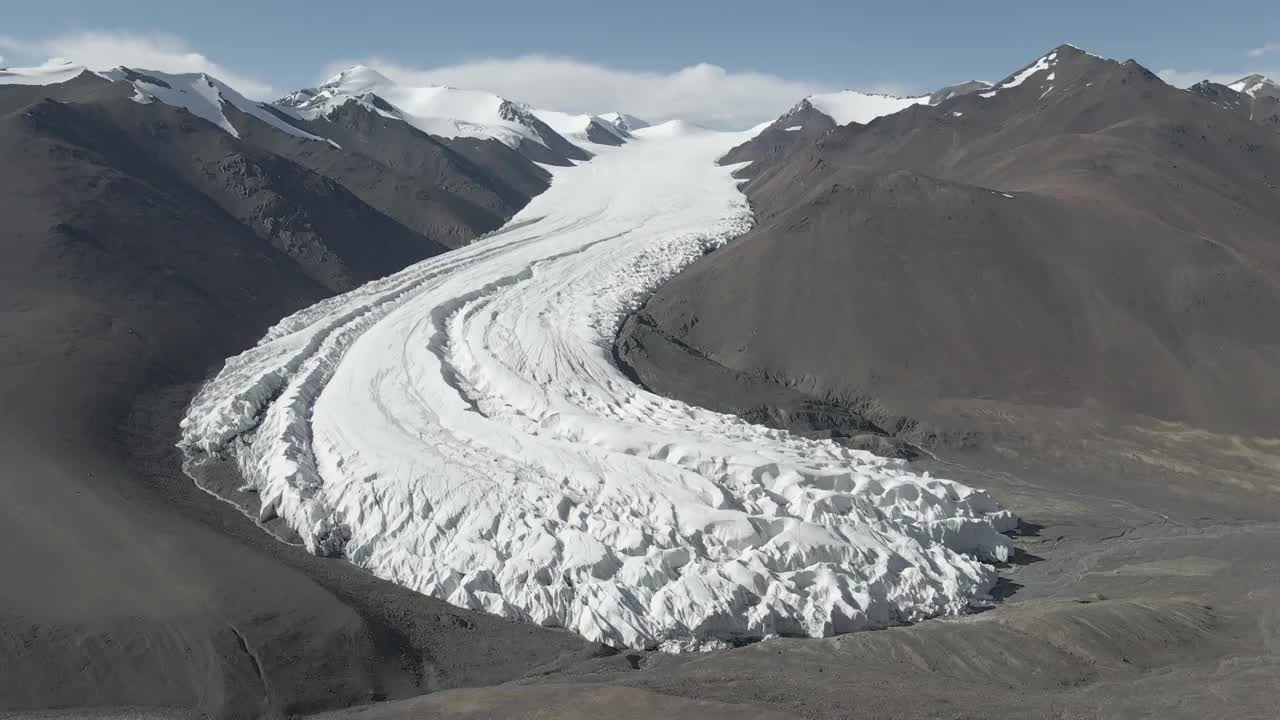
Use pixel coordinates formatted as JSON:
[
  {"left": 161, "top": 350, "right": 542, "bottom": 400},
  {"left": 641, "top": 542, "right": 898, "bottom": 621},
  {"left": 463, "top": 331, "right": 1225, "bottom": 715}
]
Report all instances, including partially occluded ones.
[{"left": 179, "top": 128, "right": 1017, "bottom": 651}]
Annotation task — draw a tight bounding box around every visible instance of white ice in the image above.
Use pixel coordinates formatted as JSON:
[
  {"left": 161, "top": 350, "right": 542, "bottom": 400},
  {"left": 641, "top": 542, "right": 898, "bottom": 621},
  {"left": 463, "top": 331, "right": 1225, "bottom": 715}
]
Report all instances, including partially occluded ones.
[
  {"left": 1228, "top": 75, "right": 1279, "bottom": 98},
  {"left": 295, "top": 65, "right": 551, "bottom": 150},
  {"left": 534, "top": 108, "right": 630, "bottom": 145},
  {"left": 806, "top": 90, "right": 930, "bottom": 125},
  {"left": 0, "top": 61, "right": 328, "bottom": 144},
  {"left": 102, "top": 68, "right": 328, "bottom": 143},
  {"left": 180, "top": 125, "right": 1017, "bottom": 651},
  {"left": 0, "top": 58, "right": 90, "bottom": 85}
]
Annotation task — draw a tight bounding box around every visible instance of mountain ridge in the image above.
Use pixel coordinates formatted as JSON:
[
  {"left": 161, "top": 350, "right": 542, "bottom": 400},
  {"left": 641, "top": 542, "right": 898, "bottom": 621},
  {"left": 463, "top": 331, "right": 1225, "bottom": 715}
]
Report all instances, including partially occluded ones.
[
  {"left": 4, "top": 38, "right": 1280, "bottom": 720},
  {"left": 623, "top": 42, "right": 1280, "bottom": 444}
]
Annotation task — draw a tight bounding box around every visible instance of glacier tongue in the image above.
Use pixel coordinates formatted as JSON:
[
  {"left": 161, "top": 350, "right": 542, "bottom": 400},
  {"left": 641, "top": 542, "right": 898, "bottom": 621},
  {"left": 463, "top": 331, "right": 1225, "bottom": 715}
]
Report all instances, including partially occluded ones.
[{"left": 179, "top": 127, "right": 1017, "bottom": 650}]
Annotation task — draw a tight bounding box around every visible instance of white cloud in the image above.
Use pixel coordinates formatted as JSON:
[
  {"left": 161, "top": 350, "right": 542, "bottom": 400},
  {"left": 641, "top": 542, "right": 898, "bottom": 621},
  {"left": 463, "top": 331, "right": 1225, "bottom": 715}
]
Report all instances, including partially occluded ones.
[
  {"left": 321, "top": 55, "right": 852, "bottom": 130},
  {"left": 1248, "top": 42, "right": 1280, "bottom": 59},
  {"left": 0, "top": 31, "right": 273, "bottom": 98}
]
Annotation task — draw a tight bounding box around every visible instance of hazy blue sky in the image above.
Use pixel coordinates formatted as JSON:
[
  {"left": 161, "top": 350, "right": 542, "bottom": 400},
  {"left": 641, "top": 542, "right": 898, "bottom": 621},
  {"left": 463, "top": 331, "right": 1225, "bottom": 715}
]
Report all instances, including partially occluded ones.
[{"left": 2, "top": 1, "right": 1277, "bottom": 126}]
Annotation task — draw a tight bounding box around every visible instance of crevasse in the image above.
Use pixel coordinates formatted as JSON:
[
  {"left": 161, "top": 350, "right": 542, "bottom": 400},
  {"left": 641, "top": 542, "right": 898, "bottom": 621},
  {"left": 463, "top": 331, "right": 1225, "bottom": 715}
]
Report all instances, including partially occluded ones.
[{"left": 179, "top": 123, "right": 1017, "bottom": 651}]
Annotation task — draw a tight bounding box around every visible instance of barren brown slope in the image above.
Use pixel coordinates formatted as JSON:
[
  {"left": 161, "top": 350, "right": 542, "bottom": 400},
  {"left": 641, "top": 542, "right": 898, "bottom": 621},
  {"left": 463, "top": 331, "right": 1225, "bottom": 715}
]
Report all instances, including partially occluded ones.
[
  {"left": 720, "top": 99, "right": 836, "bottom": 169},
  {"left": 0, "top": 89, "right": 599, "bottom": 718},
  {"left": 250, "top": 99, "right": 553, "bottom": 247},
  {"left": 595, "top": 45, "right": 1280, "bottom": 720},
  {"left": 619, "top": 45, "right": 1280, "bottom": 444},
  {"left": 1189, "top": 79, "right": 1280, "bottom": 131}
]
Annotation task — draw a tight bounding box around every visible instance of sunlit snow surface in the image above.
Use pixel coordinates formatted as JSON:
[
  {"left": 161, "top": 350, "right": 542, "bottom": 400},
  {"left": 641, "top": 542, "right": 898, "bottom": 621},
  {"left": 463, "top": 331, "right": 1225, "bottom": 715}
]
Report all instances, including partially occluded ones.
[
  {"left": 0, "top": 58, "right": 90, "bottom": 85},
  {"left": 0, "top": 61, "right": 328, "bottom": 144},
  {"left": 289, "top": 65, "right": 551, "bottom": 150},
  {"left": 534, "top": 108, "right": 630, "bottom": 145},
  {"left": 980, "top": 51, "right": 1058, "bottom": 99},
  {"left": 99, "top": 68, "right": 328, "bottom": 143},
  {"left": 180, "top": 124, "right": 1017, "bottom": 651},
  {"left": 807, "top": 90, "right": 929, "bottom": 125},
  {"left": 1229, "top": 74, "right": 1280, "bottom": 98}
]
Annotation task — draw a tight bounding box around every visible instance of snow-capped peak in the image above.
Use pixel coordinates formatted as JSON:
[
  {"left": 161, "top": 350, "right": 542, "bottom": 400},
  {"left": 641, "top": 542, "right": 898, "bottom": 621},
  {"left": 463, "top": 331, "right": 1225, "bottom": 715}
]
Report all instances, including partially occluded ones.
[
  {"left": 1228, "top": 74, "right": 1280, "bottom": 99},
  {"left": 318, "top": 64, "right": 395, "bottom": 94},
  {"left": 0, "top": 58, "right": 93, "bottom": 86},
  {"left": 599, "top": 111, "right": 650, "bottom": 134},
  {"left": 795, "top": 81, "right": 991, "bottom": 128},
  {"left": 804, "top": 89, "right": 932, "bottom": 126},
  {"left": 979, "top": 49, "right": 1060, "bottom": 98},
  {"left": 1, "top": 59, "right": 329, "bottom": 144},
  {"left": 279, "top": 65, "right": 560, "bottom": 150},
  {"left": 98, "top": 67, "right": 328, "bottom": 143},
  {"left": 533, "top": 109, "right": 632, "bottom": 145}
]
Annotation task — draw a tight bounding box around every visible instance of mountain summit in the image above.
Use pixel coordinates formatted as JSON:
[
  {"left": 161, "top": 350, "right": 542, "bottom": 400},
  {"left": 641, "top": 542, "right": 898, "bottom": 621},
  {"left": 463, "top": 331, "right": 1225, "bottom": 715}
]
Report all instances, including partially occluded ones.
[
  {"left": 275, "top": 65, "right": 591, "bottom": 164},
  {"left": 1229, "top": 73, "right": 1280, "bottom": 99},
  {"left": 625, "top": 42, "right": 1280, "bottom": 447}
]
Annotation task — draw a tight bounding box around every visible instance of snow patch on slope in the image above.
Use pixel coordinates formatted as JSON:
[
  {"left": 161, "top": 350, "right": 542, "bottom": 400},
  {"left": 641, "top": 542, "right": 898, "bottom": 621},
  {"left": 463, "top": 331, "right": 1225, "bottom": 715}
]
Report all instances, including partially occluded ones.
[
  {"left": 1229, "top": 74, "right": 1280, "bottom": 98},
  {"left": 0, "top": 60, "right": 329, "bottom": 144},
  {"left": 179, "top": 129, "right": 1016, "bottom": 652},
  {"left": 980, "top": 51, "right": 1059, "bottom": 98},
  {"left": 102, "top": 68, "right": 329, "bottom": 143}
]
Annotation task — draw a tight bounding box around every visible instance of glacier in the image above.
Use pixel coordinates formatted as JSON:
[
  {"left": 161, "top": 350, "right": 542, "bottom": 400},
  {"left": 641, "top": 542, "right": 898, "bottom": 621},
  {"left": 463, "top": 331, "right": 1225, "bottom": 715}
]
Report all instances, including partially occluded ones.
[{"left": 179, "top": 122, "right": 1017, "bottom": 651}]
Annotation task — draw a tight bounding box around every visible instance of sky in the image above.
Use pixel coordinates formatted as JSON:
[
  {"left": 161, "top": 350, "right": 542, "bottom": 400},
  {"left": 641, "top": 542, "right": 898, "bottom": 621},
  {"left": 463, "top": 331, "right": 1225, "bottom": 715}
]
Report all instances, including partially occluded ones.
[{"left": 1, "top": 0, "right": 1278, "bottom": 128}]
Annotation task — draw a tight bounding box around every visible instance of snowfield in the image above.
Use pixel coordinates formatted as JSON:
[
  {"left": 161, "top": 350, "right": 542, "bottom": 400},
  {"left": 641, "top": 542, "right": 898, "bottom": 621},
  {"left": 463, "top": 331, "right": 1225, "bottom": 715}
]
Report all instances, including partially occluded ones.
[
  {"left": 179, "top": 124, "right": 1017, "bottom": 651},
  {"left": 99, "top": 68, "right": 330, "bottom": 143},
  {"left": 283, "top": 65, "right": 556, "bottom": 150},
  {"left": 0, "top": 58, "right": 91, "bottom": 85},
  {"left": 806, "top": 90, "right": 930, "bottom": 125}
]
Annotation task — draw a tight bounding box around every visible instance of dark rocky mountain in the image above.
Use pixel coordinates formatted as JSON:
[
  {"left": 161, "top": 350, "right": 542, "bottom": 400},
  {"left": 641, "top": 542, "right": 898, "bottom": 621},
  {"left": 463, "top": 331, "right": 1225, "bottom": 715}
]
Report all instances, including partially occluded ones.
[
  {"left": 277, "top": 67, "right": 593, "bottom": 169},
  {"left": 927, "top": 79, "right": 993, "bottom": 104},
  {"left": 720, "top": 98, "right": 836, "bottom": 170},
  {"left": 500, "top": 101, "right": 594, "bottom": 164},
  {"left": 0, "top": 70, "right": 604, "bottom": 716},
  {"left": 600, "top": 111, "right": 649, "bottom": 135},
  {"left": 6, "top": 44, "right": 1280, "bottom": 720},
  {"left": 0, "top": 69, "right": 128, "bottom": 113},
  {"left": 7, "top": 68, "right": 556, "bottom": 255},
  {"left": 723, "top": 79, "right": 990, "bottom": 177},
  {"left": 12, "top": 81, "right": 451, "bottom": 292},
  {"left": 619, "top": 44, "right": 1280, "bottom": 447},
  {"left": 610, "top": 47, "right": 1280, "bottom": 720},
  {"left": 583, "top": 117, "right": 629, "bottom": 145},
  {"left": 1189, "top": 76, "right": 1280, "bottom": 131},
  {"left": 238, "top": 100, "right": 545, "bottom": 248},
  {"left": 1230, "top": 73, "right": 1280, "bottom": 100}
]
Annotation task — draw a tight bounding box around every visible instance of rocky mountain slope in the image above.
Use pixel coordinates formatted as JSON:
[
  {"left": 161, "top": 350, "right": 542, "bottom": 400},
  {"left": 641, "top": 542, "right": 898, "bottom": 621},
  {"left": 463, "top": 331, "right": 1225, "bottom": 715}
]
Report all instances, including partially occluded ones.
[
  {"left": 620, "top": 45, "right": 1280, "bottom": 447},
  {"left": 602, "top": 47, "right": 1280, "bottom": 720},
  {"left": 280, "top": 65, "right": 596, "bottom": 165},
  {"left": 722, "top": 80, "right": 991, "bottom": 172},
  {"left": 0, "top": 64, "right": 610, "bottom": 716},
  {"left": 1189, "top": 74, "right": 1280, "bottom": 130},
  {"left": 4, "top": 41, "right": 1280, "bottom": 720}
]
